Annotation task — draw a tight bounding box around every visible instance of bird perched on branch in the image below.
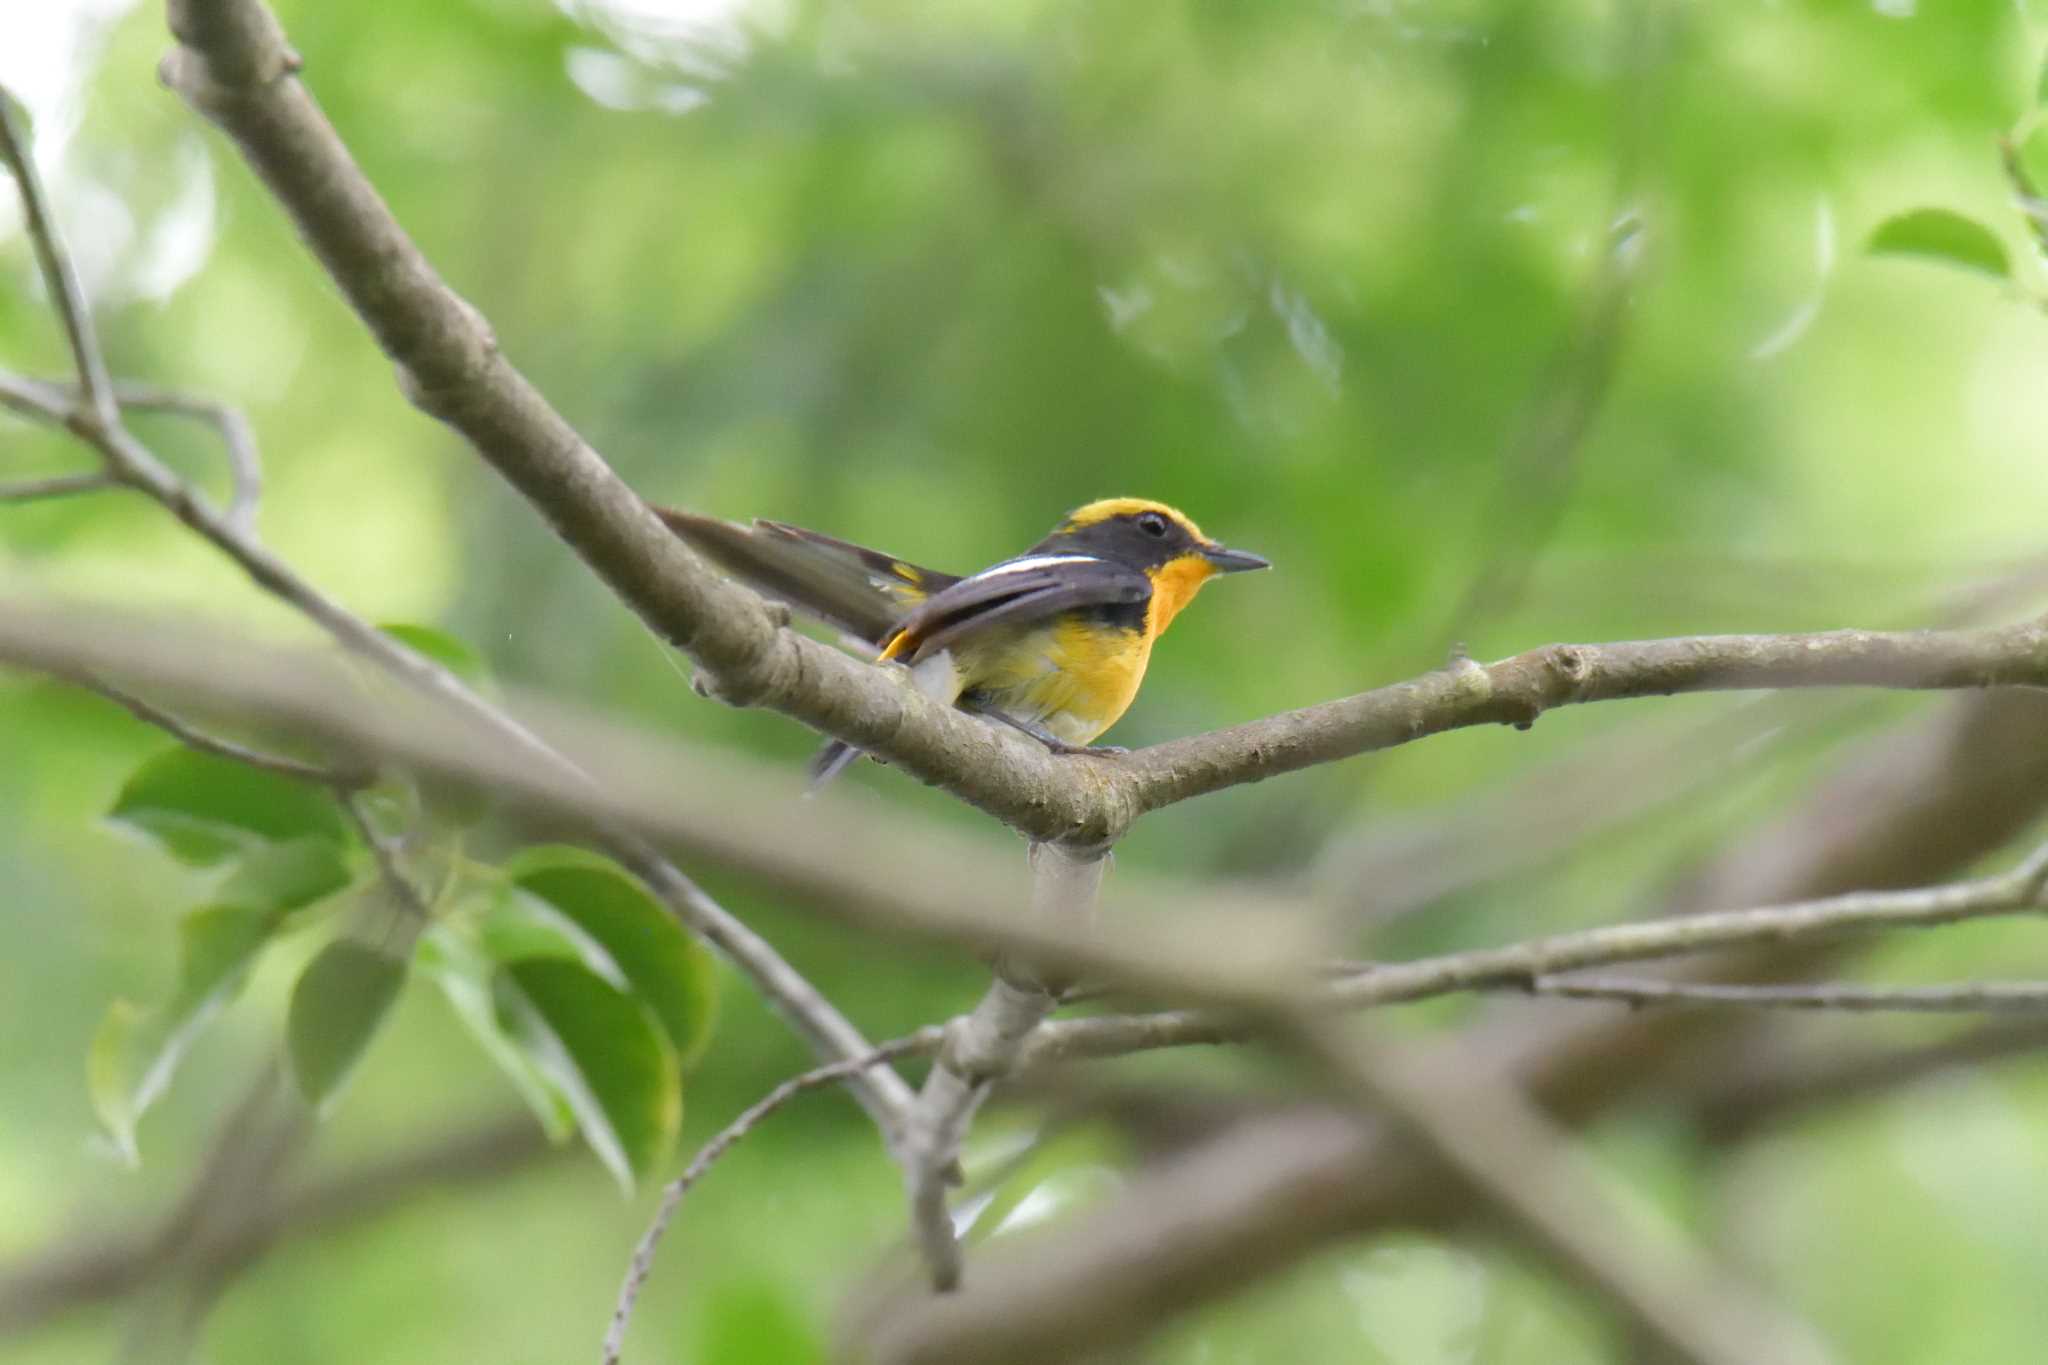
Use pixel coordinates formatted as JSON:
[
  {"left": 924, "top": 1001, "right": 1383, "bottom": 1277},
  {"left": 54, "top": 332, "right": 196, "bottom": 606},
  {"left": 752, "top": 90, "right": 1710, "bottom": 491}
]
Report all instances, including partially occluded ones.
[{"left": 654, "top": 497, "right": 1270, "bottom": 786}]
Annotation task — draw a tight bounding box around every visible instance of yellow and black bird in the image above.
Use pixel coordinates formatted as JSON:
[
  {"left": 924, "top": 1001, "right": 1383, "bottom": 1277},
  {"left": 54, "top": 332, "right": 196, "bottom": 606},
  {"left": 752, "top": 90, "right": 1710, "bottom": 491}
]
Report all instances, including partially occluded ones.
[{"left": 654, "top": 498, "right": 1270, "bottom": 785}]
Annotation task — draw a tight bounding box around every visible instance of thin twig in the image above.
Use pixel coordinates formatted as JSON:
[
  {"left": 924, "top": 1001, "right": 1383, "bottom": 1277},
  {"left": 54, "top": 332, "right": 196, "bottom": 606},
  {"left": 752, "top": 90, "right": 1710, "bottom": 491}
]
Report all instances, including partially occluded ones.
[
  {"left": 337, "top": 791, "right": 431, "bottom": 918},
  {"left": 1021, "top": 839, "right": 2048, "bottom": 1067},
  {"left": 602, "top": 1028, "right": 943, "bottom": 1365},
  {"left": 114, "top": 383, "right": 263, "bottom": 533},
  {"left": 1529, "top": 973, "right": 2048, "bottom": 1013},
  {"left": 0, "top": 89, "right": 116, "bottom": 428},
  {"left": 2, "top": 377, "right": 263, "bottom": 528},
  {"left": 52, "top": 664, "right": 360, "bottom": 787},
  {"left": 0, "top": 470, "right": 113, "bottom": 502}
]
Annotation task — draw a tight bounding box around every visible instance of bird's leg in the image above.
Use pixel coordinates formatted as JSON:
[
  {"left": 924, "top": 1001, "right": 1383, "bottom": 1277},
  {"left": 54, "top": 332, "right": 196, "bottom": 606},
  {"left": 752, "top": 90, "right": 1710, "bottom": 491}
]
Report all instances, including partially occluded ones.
[{"left": 968, "top": 704, "right": 1128, "bottom": 757}]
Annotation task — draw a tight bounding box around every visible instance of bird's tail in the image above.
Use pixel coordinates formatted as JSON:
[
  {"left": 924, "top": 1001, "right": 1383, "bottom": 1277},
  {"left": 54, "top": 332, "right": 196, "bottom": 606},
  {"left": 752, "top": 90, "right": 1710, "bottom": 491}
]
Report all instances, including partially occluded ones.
[
  {"left": 807, "top": 738, "right": 863, "bottom": 793},
  {"left": 804, "top": 650, "right": 961, "bottom": 795}
]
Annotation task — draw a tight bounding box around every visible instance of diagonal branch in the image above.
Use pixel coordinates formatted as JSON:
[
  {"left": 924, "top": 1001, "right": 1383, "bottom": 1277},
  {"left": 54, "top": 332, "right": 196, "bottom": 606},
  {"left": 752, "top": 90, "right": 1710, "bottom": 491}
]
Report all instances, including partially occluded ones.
[
  {"left": 0, "top": 93, "right": 116, "bottom": 427},
  {"left": 0, "top": 94, "right": 915, "bottom": 1143}
]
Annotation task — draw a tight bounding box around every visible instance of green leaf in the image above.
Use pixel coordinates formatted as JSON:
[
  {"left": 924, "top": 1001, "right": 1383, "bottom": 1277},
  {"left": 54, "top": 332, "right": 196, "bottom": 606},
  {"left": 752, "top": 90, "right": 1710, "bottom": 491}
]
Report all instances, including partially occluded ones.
[
  {"left": 417, "top": 928, "right": 574, "bottom": 1141},
  {"left": 109, "top": 747, "right": 348, "bottom": 866},
  {"left": 378, "top": 623, "right": 492, "bottom": 689},
  {"left": 218, "top": 837, "right": 355, "bottom": 914},
  {"left": 493, "top": 958, "right": 680, "bottom": 1192},
  {"left": 504, "top": 846, "right": 719, "bottom": 1067},
  {"left": 87, "top": 999, "right": 147, "bottom": 1167},
  {"left": 1866, "top": 209, "right": 2010, "bottom": 279},
  {"left": 287, "top": 939, "right": 408, "bottom": 1110},
  {"left": 88, "top": 904, "right": 285, "bottom": 1160}
]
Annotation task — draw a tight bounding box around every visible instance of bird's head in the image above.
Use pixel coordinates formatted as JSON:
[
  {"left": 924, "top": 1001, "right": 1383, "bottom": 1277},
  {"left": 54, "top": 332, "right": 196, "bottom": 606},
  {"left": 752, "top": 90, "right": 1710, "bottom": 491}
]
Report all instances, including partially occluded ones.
[{"left": 1039, "top": 497, "right": 1269, "bottom": 632}]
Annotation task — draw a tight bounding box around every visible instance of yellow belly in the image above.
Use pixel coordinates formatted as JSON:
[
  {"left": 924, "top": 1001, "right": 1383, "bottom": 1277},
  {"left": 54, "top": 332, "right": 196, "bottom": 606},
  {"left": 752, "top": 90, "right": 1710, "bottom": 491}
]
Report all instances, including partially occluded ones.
[{"left": 953, "top": 617, "right": 1153, "bottom": 747}]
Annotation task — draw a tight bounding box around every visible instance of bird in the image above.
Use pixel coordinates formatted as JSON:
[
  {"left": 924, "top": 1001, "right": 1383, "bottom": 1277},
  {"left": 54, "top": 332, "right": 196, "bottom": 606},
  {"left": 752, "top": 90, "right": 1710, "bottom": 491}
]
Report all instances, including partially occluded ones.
[{"left": 653, "top": 497, "right": 1270, "bottom": 786}]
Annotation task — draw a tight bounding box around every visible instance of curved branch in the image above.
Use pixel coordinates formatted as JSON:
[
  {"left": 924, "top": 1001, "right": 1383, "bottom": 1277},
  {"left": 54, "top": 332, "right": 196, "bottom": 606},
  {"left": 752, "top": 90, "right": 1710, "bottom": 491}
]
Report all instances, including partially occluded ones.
[{"left": 1118, "top": 627, "right": 2048, "bottom": 815}]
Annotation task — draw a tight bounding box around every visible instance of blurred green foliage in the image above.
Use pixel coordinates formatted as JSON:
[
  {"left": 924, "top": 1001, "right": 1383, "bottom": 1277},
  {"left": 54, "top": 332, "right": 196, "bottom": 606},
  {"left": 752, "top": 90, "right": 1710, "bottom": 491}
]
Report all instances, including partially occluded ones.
[{"left": 7, "top": 0, "right": 2048, "bottom": 1360}]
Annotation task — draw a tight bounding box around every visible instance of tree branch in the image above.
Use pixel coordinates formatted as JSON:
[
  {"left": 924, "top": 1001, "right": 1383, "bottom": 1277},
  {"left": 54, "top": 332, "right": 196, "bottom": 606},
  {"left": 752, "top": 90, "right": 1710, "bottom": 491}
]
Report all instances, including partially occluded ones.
[
  {"left": 0, "top": 90, "right": 916, "bottom": 1143},
  {"left": 53, "top": 664, "right": 362, "bottom": 787},
  {"left": 1115, "top": 628, "right": 2048, "bottom": 816},
  {"left": 602, "top": 1028, "right": 943, "bottom": 1365},
  {"left": 899, "top": 844, "right": 1106, "bottom": 1291},
  {"left": 1021, "top": 842, "right": 2048, "bottom": 1066},
  {"left": 0, "top": 471, "right": 114, "bottom": 502},
  {"left": 887, "top": 689, "right": 2048, "bottom": 1361},
  {"left": 1527, "top": 973, "right": 2048, "bottom": 1013},
  {"left": 0, "top": 91, "right": 116, "bottom": 427}
]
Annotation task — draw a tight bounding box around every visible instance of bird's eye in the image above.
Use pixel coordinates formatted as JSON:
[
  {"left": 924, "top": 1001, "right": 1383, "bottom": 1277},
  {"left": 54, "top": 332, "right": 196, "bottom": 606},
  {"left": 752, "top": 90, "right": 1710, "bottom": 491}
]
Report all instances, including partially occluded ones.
[{"left": 1136, "top": 511, "right": 1170, "bottom": 539}]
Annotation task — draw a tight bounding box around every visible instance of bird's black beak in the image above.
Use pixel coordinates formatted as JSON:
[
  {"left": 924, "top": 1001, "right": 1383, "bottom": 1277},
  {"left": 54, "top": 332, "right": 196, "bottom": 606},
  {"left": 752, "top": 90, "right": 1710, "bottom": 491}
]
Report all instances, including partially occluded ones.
[{"left": 1202, "top": 544, "right": 1271, "bottom": 574}]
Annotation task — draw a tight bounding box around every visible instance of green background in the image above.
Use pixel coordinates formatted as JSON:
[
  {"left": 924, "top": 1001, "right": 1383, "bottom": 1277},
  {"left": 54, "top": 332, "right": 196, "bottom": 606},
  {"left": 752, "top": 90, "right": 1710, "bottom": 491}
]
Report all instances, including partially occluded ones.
[{"left": 6, "top": 0, "right": 2048, "bottom": 1360}]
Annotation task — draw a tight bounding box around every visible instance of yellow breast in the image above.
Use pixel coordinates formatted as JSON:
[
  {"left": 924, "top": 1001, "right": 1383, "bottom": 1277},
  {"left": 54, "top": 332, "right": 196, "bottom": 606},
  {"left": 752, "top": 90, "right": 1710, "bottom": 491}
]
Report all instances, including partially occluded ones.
[{"left": 955, "top": 617, "right": 1154, "bottom": 747}]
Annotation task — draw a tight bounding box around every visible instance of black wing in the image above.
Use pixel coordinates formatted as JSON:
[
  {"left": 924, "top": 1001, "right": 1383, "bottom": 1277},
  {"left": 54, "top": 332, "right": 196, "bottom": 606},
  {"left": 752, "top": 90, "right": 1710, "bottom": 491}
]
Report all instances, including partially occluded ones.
[
  {"left": 888, "top": 556, "right": 1151, "bottom": 661},
  {"left": 653, "top": 506, "right": 960, "bottom": 647}
]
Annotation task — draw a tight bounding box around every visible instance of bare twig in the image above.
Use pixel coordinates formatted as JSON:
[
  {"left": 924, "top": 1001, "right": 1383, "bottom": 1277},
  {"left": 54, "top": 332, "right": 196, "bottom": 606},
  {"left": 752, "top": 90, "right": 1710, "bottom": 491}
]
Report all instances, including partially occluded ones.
[
  {"left": 338, "top": 791, "right": 431, "bottom": 918},
  {"left": 901, "top": 845, "right": 1105, "bottom": 1291},
  {"left": 114, "top": 383, "right": 263, "bottom": 533},
  {"left": 54, "top": 663, "right": 360, "bottom": 787},
  {"left": 0, "top": 470, "right": 113, "bottom": 501},
  {"left": 1022, "top": 839, "right": 2048, "bottom": 1067},
  {"left": 602, "top": 1028, "right": 943, "bottom": 1365},
  {"left": 0, "top": 90, "right": 116, "bottom": 427},
  {"left": 1528, "top": 974, "right": 2048, "bottom": 1013}
]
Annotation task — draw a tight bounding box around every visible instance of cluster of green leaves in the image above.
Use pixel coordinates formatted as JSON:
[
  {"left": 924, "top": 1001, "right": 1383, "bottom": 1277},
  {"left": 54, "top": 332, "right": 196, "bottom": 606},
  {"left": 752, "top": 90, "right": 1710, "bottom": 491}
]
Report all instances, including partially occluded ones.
[{"left": 87, "top": 625, "right": 716, "bottom": 1193}]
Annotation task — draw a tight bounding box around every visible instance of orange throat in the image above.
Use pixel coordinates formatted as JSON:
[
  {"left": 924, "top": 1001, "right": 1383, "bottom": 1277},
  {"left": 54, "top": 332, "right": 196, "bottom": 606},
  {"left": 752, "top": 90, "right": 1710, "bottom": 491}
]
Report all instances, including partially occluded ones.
[{"left": 1145, "top": 555, "right": 1218, "bottom": 638}]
